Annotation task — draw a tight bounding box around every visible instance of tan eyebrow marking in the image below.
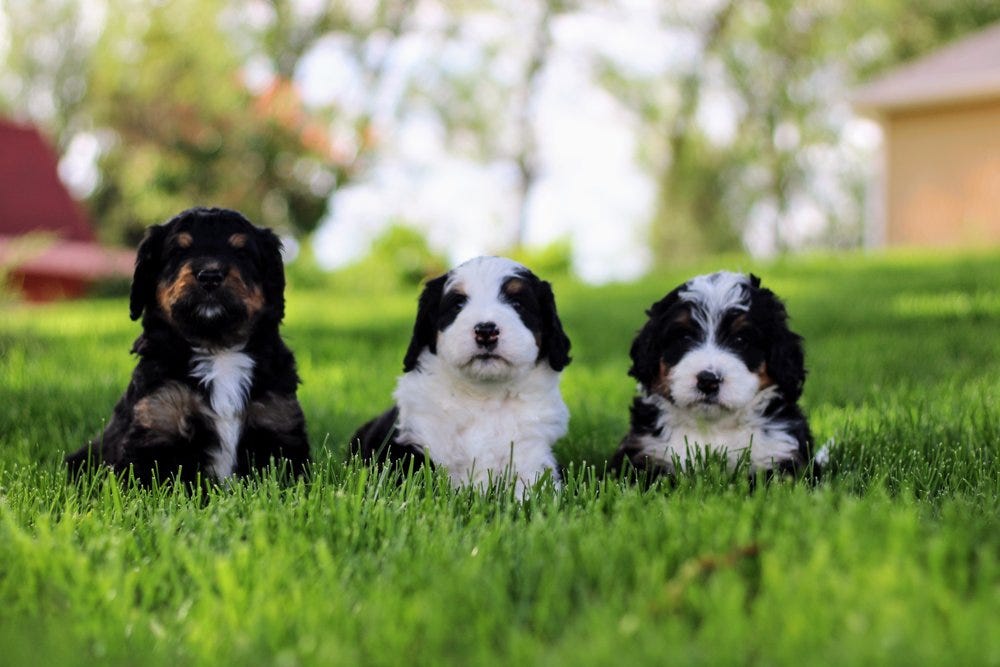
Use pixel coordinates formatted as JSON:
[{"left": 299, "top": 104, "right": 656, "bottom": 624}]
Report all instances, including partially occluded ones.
[
  {"left": 503, "top": 278, "right": 527, "bottom": 294},
  {"left": 727, "top": 313, "right": 751, "bottom": 334},
  {"left": 228, "top": 233, "right": 248, "bottom": 248},
  {"left": 175, "top": 232, "right": 193, "bottom": 248}
]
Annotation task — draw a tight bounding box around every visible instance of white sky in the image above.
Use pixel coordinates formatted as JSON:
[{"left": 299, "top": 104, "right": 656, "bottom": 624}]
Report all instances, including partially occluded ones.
[{"left": 307, "top": 4, "right": 684, "bottom": 283}]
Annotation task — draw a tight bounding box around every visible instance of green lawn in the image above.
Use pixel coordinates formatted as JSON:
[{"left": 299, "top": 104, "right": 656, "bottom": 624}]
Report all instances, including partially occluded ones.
[{"left": 1, "top": 250, "right": 998, "bottom": 666}]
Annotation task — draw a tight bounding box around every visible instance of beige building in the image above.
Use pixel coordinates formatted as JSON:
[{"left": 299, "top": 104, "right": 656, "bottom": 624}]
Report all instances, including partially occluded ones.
[{"left": 854, "top": 23, "right": 1000, "bottom": 248}]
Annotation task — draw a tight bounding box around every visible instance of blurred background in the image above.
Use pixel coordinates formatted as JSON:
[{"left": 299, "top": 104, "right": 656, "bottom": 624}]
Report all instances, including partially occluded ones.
[{"left": 2, "top": 0, "right": 999, "bottom": 295}]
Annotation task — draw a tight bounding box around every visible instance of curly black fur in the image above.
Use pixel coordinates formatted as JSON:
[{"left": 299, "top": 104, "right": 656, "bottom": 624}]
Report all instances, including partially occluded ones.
[{"left": 66, "top": 207, "right": 310, "bottom": 485}]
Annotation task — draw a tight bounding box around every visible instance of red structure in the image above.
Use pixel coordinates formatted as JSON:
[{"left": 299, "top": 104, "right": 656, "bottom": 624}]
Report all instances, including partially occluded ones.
[{"left": 0, "top": 118, "right": 133, "bottom": 301}]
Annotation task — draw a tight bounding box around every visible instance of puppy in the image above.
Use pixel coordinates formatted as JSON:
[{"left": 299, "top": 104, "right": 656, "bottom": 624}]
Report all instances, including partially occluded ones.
[
  {"left": 351, "top": 256, "right": 571, "bottom": 497},
  {"left": 610, "top": 271, "right": 814, "bottom": 479},
  {"left": 66, "top": 207, "right": 310, "bottom": 485}
]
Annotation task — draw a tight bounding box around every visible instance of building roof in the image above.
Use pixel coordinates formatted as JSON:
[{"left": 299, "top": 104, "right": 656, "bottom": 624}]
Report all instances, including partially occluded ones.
[
  {"left": 0, "top": 237, "right": 135, "bottom": 281},
  {"left": 0, "top": 118, "right": 95, "bottom": 241},
  {"left": 853, "top": 22, "right": 1000, "bottom": 114},
  {"left": 0, "top": 118, "right": 134, "bottom": 299}
]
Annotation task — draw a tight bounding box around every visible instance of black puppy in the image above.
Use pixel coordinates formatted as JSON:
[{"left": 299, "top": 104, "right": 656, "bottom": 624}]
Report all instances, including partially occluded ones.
[
  {"left": 66, "top": 207, "right": 310, "bottom": 485},
  {"left": 610, "top": 271, "right": 814, "bottom": 479}
]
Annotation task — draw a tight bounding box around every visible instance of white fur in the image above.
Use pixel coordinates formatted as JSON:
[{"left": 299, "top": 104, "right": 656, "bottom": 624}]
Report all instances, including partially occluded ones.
[
  {"left": 395, "top": 351, "right": 567, "bottom": 498},
  {"left": 680, "top": 271, "right": 750, "bottom": 332},
  {"left": 632, "top": 389, "right": 800, "bottom": 472},
  {"left": 668, "top": 344, "right": 761, "bottom": 412},
  {"left": 190, "top": 347, "right": 255, "bottom": 479},
  {"left": 394, "top": 257, "right": 567, "bottom": 497},
  {"left": 437, "top": 256, "right": 541, "bottom": 383},
  {"left": 669, "top": 272, "right": 761, "bottom": 415}
]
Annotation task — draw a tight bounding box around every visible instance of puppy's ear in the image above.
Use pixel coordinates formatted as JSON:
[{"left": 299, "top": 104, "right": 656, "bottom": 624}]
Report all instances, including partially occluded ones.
[
  {"left": 749, "top": 273, "right": 762, "bottom": 288},
  {"left": 402, "top": 273, "right": 447, "bottom": 372},
  {"left": 755, "top": 287, "right": 806, "bottom": 403},
  {"left": 536, "top": 280, "right": 571, "bottom": 371},
  {"left": 256, "top": 226, "right": 287, "bottom": 322},
  {"left": 628, "top": 287, "right": 682, "bottom": 388},
  {"left": 129, "top": 224, "right": 167, "bottom": 321}
]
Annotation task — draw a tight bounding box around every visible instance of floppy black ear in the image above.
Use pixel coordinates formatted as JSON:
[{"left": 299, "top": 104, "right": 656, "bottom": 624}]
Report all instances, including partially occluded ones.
[
  {"left": 628, "top": 287, "right": 682, "bottom": 388},
  {"left": 256, "top": 226, "right": 286, "bottom": 322},
  {"left": 756, "top": 287, "right": 806, "bottom": 403},
  {"left": 536, "top": 280, "right": 571, "bottom": 371},
  {"left": 129, "top": 224, "right": 167, "bottom": 321},
  {"left": 402, "top": 273, "right": 447, "bottom": 372}
]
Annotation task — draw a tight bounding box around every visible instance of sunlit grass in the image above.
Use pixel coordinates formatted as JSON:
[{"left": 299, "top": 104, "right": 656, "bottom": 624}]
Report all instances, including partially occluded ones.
[{"left": 1, "top": 249, "right": 998, "bottom": 665}]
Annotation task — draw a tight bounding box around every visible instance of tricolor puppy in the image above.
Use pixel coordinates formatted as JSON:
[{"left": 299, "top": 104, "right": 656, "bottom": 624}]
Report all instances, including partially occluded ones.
[
  {"left": 351, "top": 256, "right": 571, "bottom": 497},
  {"left": 66, "top": 207, "right": 310, "bottom": 485},
  {"left": 610, "top": 271, "right": 814, "bottom": 478}
]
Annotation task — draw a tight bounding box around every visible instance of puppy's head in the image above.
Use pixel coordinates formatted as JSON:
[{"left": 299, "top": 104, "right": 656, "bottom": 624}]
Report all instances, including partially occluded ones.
[
  {"left": 129, "top": 207, "right": 285, "bottom": 347},
  {"left": 402, "top": 256, "right": 571, "bottom": 382},
  {"left": 629, "top": 272, "right": 804, "bottom": 416}
]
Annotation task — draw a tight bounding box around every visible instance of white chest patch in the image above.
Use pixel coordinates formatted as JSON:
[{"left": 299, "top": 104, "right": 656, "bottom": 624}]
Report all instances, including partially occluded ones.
[
  {"left": 394, "top": 351, "right": 567, "bottom": 498},
  {"left": 634, "top": 390, "right": 799, "bottom": 472},
  {"left": 190, "top": 347, "right": 255, "bottom": 479}
]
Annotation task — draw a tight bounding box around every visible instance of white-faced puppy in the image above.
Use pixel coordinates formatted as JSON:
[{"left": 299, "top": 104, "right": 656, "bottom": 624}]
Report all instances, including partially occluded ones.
[
  {"left": 66, "top": 207, "right": 310, "bottom": 485},
  {"left": 351, "top": 256, "right": 572, "bottom": 497},
  {"left": 610, "top": 271, "right": 814, "bottom": 479}
]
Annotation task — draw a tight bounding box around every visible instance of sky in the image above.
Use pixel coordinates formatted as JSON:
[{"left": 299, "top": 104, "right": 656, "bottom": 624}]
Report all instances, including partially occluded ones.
[
  {"left": 301, "top": 1, "right": 672, "bottom": 283},
  {"left": 293, "top": 1, "right": 881, "bottom": 282}
]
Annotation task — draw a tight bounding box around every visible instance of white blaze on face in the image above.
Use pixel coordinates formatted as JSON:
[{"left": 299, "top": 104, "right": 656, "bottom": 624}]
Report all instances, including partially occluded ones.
[
  {"left": 668, "top": 271, "right": 761, "bottom": 414},
  {"left": 437, "top": 257, "right": 540, "bottom": 383}
]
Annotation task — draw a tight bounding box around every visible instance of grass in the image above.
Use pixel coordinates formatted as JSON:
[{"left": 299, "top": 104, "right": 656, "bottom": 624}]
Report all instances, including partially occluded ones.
[{"left": 1, "top": 249, "right": 998, "bottom": 666}]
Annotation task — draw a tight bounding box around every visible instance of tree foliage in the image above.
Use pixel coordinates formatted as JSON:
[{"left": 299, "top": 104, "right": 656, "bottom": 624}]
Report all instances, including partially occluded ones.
[
  {"left": 1, "top": 0, "right": 999, "bottom": 255},
  {"left": 600, "top": 0, "right": 1000, "bottom": 260},
  {"left": 83, "top": 0, "right": 342, "bottom": 243}
]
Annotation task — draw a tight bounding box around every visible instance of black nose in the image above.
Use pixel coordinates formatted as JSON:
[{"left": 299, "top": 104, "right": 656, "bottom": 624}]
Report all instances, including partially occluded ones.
[
  {"left": 696, "top": 370, "right": 722, "bottom": 395},
  {"left": 474, "top": 322, "right": 500, "bottom": 349},
  {"left": 196, "top": 268, "right": 224, "bottom": 291}
]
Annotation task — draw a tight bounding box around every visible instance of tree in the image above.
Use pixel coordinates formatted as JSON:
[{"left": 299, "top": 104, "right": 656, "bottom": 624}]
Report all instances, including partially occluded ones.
[
  {"left": 85, "top": 0, "right": 339, "bottom": 243},
  {"left": 599, "top": 0, "right": 1000, "bottom": 260},
  {"left": 0, "top": 0, "right": 97, "bottom": 151}
]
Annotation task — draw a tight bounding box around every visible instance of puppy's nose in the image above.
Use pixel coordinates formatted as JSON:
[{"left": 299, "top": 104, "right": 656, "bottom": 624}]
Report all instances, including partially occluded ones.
[
  {"left": 696, "top": 370, "right": 722, "bottom": 395},
  {"left": 474, "top": 322, "right": 500, "bottom": 349},
  {"left": 196, "top": 268, "right": 224, "bottom": 291}
]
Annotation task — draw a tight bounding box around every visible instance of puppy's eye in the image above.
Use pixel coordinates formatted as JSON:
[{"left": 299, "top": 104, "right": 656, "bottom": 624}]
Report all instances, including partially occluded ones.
[{"left": 443, "top": 295, "right": 467, "bottom": 315}]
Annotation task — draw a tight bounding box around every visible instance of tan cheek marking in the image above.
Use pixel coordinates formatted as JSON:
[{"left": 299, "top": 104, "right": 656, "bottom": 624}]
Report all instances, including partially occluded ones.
[
  {"left": 247, "top": 393, "right": 304, "bottom": 432},
  {"left": 229, "top": 233, "right": 247, "bottom": 248},
  {"left": 223, "top": 270, "right": 265, "bottom": 317},
  {"left": 134, "top": 382, "right": 204, "bottom": 438},
  {"left": 757, "top": 362, "right": 774, "bottom": 389},
  {"left": 654, "top": 359, "right": 674, "bottom": 400},
  {"left": 156, "top": 264, "right": 197, "bottom": 315}
]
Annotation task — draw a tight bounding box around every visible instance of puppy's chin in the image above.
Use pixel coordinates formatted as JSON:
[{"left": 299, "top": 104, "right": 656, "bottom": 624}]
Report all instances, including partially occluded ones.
[
  {"left": 676, "top": 397, "right": 732, "bottom": 420},
  {"left": 452, "top": 354, "right": 523, "bottom": 383},
  {"left": 170, "top": 294, "right": 253, "bottom": 347}
]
